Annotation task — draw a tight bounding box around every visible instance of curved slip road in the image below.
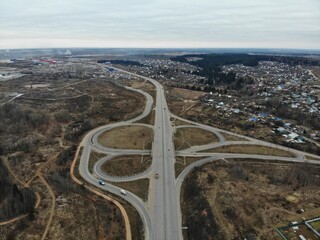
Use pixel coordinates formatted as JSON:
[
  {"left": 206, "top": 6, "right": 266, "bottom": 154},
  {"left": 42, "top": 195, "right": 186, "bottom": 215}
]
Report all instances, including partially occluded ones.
[
  {"left": 77, "top": 66, "right": 320, "bottom": 240},
  {"left": 94, "top": 153, "right": 153, "bottom": 182},
  {"left": 77, "top": 80, "right": 155, "bottom": 240}
]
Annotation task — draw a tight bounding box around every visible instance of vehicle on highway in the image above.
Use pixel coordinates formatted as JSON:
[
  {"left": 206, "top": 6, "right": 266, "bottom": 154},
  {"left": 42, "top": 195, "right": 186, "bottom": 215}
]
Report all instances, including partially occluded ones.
[
  {"left": 155, "top": 173, "right": 159, "bottom": 179},
  {"left": 98, "top": 179, "right": 105, "bottom": 185},
  {"left": 120, "top": 189, "right": 127, "bottom": 196}
]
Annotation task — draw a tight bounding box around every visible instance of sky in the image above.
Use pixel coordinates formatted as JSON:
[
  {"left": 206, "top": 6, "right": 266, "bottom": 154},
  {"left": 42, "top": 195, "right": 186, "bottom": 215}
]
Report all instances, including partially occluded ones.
[{"left": 0, "top": 0, "right": 319, "bottom": 49}]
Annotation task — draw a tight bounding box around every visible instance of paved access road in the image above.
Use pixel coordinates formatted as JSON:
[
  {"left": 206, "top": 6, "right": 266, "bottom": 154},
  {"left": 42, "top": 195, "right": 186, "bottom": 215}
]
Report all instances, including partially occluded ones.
[{"left": 76, "top": 66, "right": 320, "bottom": 240}]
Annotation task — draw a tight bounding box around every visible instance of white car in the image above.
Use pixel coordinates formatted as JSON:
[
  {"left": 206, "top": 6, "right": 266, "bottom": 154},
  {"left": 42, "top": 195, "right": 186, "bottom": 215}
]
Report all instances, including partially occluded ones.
[{"left": 120, "top": 189, "right": 127, "bottom": 196}]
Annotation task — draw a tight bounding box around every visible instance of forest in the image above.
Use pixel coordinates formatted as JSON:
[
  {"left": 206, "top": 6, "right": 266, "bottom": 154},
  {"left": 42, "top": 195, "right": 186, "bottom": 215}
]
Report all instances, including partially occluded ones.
[
  {"left": 0, "top": 160, "right": 36, "bottom": 221},
  {"left": 182, "top": 167, "right": 223, "bottom": 240}
]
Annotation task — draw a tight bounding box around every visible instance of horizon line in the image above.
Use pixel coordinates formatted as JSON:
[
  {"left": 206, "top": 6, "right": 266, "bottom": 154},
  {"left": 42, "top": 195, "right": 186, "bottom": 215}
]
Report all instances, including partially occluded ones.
[{"left": 1, "top": 46, "right": 320, "bottom": 51}]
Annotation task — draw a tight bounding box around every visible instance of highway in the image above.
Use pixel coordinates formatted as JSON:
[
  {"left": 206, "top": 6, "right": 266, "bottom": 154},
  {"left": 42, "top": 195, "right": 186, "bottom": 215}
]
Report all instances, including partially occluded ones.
[
  {"left": 76, "top": 66, "right": 320, "bottom": 240},
  {"left": 111, "top": 67, "right": 181, "bottom": 239},
  {"left": 150, "top": 75, "right": 179, "bottom": 240}
]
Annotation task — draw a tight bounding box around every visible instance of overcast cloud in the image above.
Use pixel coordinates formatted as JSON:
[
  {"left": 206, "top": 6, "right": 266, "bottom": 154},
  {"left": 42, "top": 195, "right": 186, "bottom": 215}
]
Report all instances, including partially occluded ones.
[{"left": 0, "top": 0, "right": 319, "bottom": 49}]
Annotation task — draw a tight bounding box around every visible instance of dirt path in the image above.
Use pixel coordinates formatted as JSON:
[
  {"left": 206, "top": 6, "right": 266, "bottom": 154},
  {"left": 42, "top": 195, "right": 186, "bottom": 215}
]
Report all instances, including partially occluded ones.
[
  {"left": 180, "top": 104, "right": 196, "bottom": 116},
  {"left": 0, "top": 158, "right": 42, "bottom": 226},
  {"left": 308, "top": 69, "right": 319, "bottom": 80},
  {"left": 207, "top": 179, "right": 233, "bottom": 239},
  {"left": 0, "top": 192, "right": 41, "bottom": 226},
  {"left": 1, "top": 148, "right": 61, "bottom": 237},
  {"left": 37, "top": 172, "right": 56, "bottom": 240},
  {"left": 58, "top": 137, "right": 69, "bottom": 149},
  {"left": 33, "top": 150, "right": 62, "bottom": 240},
  {"left": 3, "top": 157, "right": 27, "bottom": 187},
  {"left": 34, "top": 192, "right": 41, "bottom": 208},
  {"left": 26, "top": 174, "right": 37, "bottom": 186},
  {"left": 70, "top": 144, "right": 132, "bottom": 240},
  {"left": 0, "top": 214, "right": 27, "bottom": 226}
]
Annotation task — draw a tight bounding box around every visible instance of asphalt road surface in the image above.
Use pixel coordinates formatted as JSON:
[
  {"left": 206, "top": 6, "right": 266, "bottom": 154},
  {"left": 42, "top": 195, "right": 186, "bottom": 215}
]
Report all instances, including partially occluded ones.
[
  {"left": 77, "top": 66, "right": 320, "bottom": 240},
  {"left": 111, "top": 67, "right": 181, "bottom": 240}
]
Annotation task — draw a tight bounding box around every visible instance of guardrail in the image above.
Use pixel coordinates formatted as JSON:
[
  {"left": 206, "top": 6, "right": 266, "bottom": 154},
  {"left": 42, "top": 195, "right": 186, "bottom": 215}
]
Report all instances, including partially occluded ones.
[{"left": 305, "top": 217, "right": 320, "bottom": 238}]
